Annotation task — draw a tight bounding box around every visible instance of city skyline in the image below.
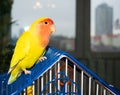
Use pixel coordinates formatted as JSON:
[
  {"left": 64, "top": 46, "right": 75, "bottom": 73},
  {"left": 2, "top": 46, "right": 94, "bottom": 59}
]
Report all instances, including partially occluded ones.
[{"left": 95, "top": 3, "right": 113, "bottom": 36}]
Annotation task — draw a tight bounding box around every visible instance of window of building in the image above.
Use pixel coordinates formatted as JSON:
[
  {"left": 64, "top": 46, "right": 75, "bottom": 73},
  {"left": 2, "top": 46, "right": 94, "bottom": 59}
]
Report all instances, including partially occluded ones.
[
  {"left": 11, "top": 0, "right": 76, "bottom": 51},
  {"left": 91, "top": 0, "right": 120, "bottom": 52}
]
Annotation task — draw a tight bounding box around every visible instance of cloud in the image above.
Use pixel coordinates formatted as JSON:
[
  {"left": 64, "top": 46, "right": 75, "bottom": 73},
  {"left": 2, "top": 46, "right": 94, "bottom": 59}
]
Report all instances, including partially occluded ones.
[{"left": 33, "top": 1, "right": 43, "bottom": 10}]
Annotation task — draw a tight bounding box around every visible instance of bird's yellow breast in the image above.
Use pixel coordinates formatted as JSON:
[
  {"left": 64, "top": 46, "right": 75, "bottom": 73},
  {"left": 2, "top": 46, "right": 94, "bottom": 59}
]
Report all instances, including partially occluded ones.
[
  {"left": 16, "top": 33, "right": 46, "bottom": 69},
  {"left": 23, "top": 36, "right": 45, "bottom": 68}
]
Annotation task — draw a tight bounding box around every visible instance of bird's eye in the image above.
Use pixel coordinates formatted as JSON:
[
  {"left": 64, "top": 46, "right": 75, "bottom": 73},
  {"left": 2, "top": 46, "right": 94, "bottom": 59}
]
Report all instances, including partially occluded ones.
[{"left": 44, "top": 21, "right": 48, "bottom": 24}]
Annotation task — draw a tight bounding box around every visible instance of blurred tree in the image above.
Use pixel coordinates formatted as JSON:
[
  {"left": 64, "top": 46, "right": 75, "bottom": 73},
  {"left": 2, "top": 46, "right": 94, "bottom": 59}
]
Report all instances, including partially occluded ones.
[{"left": 0, "top": 0, "right": 13, "bottom": 73}]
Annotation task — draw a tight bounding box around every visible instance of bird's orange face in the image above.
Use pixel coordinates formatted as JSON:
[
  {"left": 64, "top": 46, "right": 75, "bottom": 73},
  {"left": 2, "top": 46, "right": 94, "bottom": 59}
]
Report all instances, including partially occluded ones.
[
  {"left": 36, "top": 18, "right": 56, "bottom": 36},
  {"left": 34, "top": 17, "right": 56, "bottom": 47}
]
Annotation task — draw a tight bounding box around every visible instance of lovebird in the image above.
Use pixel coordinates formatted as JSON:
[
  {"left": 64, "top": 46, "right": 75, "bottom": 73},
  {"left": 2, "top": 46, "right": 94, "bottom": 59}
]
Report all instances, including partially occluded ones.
[{"left": 8, "top": 17, "right": 56, "bottom": 84}]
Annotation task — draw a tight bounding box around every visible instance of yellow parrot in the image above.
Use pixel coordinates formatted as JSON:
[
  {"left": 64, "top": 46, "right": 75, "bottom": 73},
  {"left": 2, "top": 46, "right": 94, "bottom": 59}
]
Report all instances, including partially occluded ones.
[{"left": 8, "top": 17, "right": 56, "bottom": 84}]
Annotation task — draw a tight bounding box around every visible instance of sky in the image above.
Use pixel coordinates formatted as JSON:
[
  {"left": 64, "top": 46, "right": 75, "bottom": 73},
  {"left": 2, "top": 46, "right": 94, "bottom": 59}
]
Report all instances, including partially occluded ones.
[
  {"left": 11, "top": 0, "right": 76, "bottom": 38},
  {"left": 11, "top": 0, "right": 120, "bottom": 38}
]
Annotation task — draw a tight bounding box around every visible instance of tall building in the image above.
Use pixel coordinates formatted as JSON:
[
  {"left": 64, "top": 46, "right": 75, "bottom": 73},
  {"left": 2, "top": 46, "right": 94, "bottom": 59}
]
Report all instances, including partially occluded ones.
[
  {"left": 95, "top": 3, "right": 113, "bottom": 36},
  {"left": 114, "top": 19, "right": 120, "bottom": 30}
]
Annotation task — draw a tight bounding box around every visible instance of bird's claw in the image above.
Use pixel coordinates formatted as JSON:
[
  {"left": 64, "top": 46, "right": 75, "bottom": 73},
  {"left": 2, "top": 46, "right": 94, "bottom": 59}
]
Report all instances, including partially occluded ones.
[
  {"left": 39, "top": 56, "right": 47, "bottom": 62},
  {"left": 23, "top": 69, "right": 31, "bottom": 74}
]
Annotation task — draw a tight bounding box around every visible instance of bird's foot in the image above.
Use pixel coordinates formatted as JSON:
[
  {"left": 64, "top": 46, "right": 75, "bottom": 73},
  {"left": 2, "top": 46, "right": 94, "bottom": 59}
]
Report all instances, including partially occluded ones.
[
  {"left": 39, "top": 56, "right": 47, "bottom": 62},
  {"left": 23, "top": 69, "right": 31, "bottom": 74}
]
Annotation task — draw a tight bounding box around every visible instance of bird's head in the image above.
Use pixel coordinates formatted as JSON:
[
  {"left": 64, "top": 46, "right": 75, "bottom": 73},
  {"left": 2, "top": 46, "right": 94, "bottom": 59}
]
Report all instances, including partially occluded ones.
[{"left": 29, "top": 17, "right": 56, "bottom": 35}]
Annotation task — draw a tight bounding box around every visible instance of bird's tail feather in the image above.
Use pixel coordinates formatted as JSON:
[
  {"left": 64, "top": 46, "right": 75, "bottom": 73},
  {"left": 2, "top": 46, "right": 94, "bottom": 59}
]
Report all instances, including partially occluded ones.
[{"left": 8, "top": 71, "right": 21, "bottom": 85}]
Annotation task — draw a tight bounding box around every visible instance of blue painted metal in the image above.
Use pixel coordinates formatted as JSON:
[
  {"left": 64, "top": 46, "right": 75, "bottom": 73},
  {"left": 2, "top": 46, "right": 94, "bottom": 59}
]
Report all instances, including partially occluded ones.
[
  {"left": 0, "top": 46, "right": 120, "bottom": 95},
  {"left": 40, "top": 71, "right": 81, "bottom": 95}
]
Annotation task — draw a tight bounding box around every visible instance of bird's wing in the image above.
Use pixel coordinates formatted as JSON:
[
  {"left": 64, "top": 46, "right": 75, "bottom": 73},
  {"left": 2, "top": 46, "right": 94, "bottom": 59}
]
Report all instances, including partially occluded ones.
[{"left": 9, "top": 31, "right": 30, "bottom": 69}]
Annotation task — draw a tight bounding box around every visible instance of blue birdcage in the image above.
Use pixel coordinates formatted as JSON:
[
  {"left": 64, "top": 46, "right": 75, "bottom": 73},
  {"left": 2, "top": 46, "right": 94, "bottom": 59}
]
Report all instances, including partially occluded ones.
[{"left": 0, "top": 46, "right": 120, "bottom": 95}]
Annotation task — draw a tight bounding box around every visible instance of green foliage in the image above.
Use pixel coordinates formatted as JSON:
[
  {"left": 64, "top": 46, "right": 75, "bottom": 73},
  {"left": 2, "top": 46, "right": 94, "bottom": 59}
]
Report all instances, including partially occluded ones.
[
  {"left": 0, "top": 0, "right": 13, "bottom": 15},
  {"left": 0, "top": 44, "right": 14, "bottom": 73},
  {"left": 0, "top": 0, "right": 13, "bottom": 74}
]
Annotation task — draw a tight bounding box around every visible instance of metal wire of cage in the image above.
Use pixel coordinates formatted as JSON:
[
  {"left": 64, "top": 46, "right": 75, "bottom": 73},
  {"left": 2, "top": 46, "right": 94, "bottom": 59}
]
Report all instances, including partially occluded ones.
[{"left": 20, "top": 57, "right": 118, "bottom": 95}]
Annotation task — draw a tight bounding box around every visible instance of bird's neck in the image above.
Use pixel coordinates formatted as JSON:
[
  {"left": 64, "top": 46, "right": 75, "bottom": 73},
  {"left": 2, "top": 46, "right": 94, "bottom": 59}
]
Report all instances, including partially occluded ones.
[
  {"left": 29, "top": 28, "right": 51, "bottom": 48},
  {"left": 38, "top": 30, "right": 51, "bottom": 48}
]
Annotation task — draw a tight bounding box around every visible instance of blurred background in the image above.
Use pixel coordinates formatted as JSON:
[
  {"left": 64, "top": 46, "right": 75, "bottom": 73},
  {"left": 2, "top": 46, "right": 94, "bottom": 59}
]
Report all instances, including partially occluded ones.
[{"left": 0, "top": 0, "right": 120, "bottom": 90}]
